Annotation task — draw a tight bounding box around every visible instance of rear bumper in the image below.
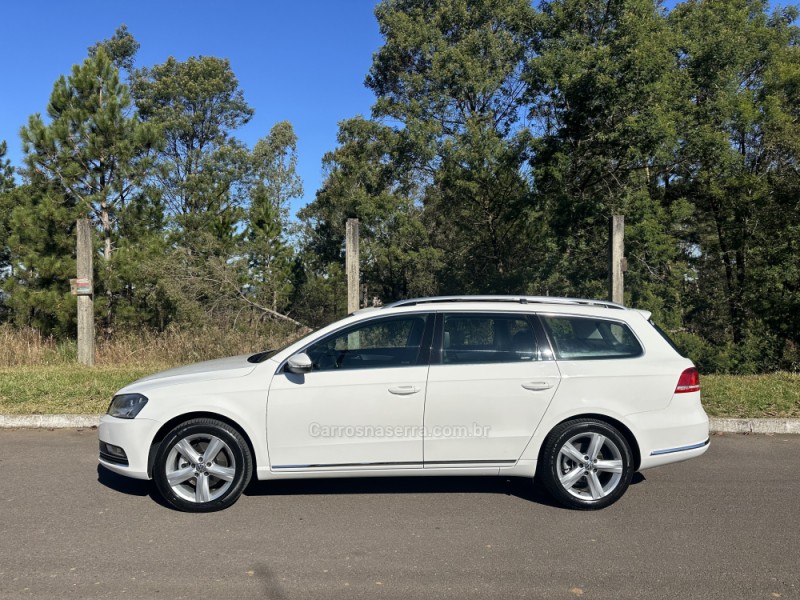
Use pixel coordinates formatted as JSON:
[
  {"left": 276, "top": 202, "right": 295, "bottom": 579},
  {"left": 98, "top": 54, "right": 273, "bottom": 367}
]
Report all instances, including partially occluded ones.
[
  {"left": 98, "top": 415, "right": 159, "bottom": 480},
  {"left": 627, "top": 391, "right": 710, "bottom": 470}
]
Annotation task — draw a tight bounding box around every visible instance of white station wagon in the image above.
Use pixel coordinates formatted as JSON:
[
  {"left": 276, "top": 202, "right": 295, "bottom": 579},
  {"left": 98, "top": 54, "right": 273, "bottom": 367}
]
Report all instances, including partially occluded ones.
[{"left": 99, "top": 296, "right": 709, "bottom": 512}]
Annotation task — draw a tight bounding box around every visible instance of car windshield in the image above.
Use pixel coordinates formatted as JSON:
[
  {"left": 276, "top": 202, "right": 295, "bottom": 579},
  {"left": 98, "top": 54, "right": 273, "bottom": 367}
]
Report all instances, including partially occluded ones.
[{"left": 247, "top": 333, "right": 310, "bottom": 363}]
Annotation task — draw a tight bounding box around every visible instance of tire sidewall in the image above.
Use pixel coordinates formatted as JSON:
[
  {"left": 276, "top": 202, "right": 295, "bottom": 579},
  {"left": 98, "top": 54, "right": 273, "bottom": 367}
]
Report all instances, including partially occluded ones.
[
  {"left": 541, "top": 419, "right": 634, "bottom": 510},
  {"left": 154, "top": 419, "right": 252, "bottom": 513}
]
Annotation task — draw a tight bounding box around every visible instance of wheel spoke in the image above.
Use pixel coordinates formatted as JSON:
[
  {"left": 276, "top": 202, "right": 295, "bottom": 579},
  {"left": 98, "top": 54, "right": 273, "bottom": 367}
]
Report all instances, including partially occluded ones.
[
  {"left": 595, "top": 459, "right": 623, "bottom": 473},
  {"left": 166, "top": 465, "right": 195, "bottom": 486},
  {"left": 561, "top": 442, "right": 586, "bottom": 464},
  {"left": 559, "top": 466, "right": 585, "bottom": 489},
  {"left": 175, "top": 439, "right": 201, "bottom": 464},
  {"left": 586, "top": 472, "right": 604, "bottom": 500},
  {"left": 195, "top": 474, "right": 211, "bottom": 503},
  {"left": 207, "top": 464, "right": 235, "bottom": 482},
  {"left": 203, "top": 437, "right": 224, "bottom": 463},
  {"left": 587, "top": 434, "right": 606, "bottom": 461}
]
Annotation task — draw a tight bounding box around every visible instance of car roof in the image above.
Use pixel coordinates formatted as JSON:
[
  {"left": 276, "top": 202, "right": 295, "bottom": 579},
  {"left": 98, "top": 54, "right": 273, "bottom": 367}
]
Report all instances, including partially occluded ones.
[
  {"left": 382, "top": 295, "right": 626, "bottom": 310},
  {"left": 350, "top": 296, "right": 651, "bottom": 321}
]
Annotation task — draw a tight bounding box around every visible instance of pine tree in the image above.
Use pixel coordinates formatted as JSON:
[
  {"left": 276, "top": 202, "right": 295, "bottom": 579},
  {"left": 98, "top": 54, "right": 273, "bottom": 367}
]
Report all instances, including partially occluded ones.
[
  {"left": 366, "top": 0, "right": 539, "bottom": 293},
  {"left": 527, "top": 0, "right": 684, "bottom": 307},
  {"left": 131, "top": 56, "right": 253, "bottom": 251},
  {"left": 245, "top": 122, "right": 303, "bottom": 315},
  {"left": 3, "top": 178, "right": 82, "bottom": 334},
  {"left": 668, "top": 0, "right": 800, "bottom": 371},
  {"left": 297, "top": 117, "right": 441, "bottom": 325},
  {"left": 89, "top": 25, "right": 140, "bottom": 74},
  {"left": 19, "top": 48, "right": 158, "bottom": 328},
  {"left": 20, "top": 48, "right": 156, "bottom": 267},
  {"left": 0, "top": 140, "right": 17, "bottom": 317}
]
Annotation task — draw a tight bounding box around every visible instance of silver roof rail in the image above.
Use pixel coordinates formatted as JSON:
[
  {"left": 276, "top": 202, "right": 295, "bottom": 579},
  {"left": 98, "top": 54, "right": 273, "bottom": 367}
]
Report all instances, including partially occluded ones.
[{"left": 383, "top": 295, "right": 626, "bottom": 310}]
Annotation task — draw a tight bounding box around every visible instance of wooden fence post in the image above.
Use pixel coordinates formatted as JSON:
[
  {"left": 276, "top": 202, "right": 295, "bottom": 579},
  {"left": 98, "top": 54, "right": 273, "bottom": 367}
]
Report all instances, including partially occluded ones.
[
  {"left": 76, "top": 219, "right": 95, "bottom": 366},
  {"left": 609, "top": 214, "right": 625, "bottom": 305},
  {"left": 346, "top": 218, "right": 360, "bottom": 314}
]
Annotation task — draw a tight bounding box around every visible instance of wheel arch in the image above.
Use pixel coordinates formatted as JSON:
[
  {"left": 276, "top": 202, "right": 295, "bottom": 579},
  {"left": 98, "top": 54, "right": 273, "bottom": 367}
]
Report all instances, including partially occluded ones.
[
  {"left": 147, "top": 412, "right": 258, "bottom": 478},
  {"left": 537, "top": 413, "right": 642, "bottom": 472}
]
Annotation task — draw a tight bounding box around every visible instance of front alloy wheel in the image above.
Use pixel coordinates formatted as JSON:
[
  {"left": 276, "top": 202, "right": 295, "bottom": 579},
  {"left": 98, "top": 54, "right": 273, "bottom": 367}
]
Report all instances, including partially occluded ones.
[
  {"left": 154, "top": 418, "right": 252, "bottom": 512},
  {"left": 540, "top": 418, "right": 633, "bottom": 510}
]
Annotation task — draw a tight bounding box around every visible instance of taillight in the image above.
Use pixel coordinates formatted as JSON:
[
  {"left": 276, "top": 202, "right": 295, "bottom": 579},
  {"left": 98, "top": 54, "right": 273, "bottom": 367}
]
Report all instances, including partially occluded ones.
[{"left": 675, "top": 367, "right": 700, "bottom": 393}]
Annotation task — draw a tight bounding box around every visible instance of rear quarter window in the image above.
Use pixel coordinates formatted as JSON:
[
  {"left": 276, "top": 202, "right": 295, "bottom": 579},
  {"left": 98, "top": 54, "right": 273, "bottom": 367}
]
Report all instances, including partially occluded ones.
[{"left": 541, "top": 316, "right": 643, "bottom": 360}]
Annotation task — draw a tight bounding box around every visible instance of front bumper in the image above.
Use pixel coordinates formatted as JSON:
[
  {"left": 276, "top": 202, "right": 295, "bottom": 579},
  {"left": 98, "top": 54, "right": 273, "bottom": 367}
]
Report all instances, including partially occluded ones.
[{"left": 98, "top": 415, "right": 160, "bottom": 480}]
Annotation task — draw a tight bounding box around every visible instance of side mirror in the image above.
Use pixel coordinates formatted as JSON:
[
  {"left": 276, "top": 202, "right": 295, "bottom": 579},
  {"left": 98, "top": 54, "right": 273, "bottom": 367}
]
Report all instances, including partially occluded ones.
[{"left": 286, "top": 352, "right": 313, "bottom": 374}]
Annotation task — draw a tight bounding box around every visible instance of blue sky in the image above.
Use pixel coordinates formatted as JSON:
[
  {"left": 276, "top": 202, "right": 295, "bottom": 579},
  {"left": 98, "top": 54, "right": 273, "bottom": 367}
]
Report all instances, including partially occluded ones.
[{"left": 0, "top": 1, "right": 383, "bottom": 216}]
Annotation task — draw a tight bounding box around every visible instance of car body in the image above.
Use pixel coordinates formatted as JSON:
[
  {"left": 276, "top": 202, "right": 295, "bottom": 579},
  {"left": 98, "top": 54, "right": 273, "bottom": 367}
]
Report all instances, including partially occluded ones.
[{"left": 98, "top": 296, "right": 709, "bottom": 511}]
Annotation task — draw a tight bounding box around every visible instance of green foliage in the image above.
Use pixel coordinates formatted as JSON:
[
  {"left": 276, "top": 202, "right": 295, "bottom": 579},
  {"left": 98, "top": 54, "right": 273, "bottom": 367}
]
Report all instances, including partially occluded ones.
[
  {"left": 18, "top": 48, "right": 160, "bottom": 330},
  {"left": 0, "top": 140, "right": 16, "bottom": 287},
  {"left": 131, "top": 56, "right": 254, "bottom": 249},
  {"left": 89, "top": 25, "right": 140, "bottom": 73},
  {"left": 3, "top": 180, "right": 81, "bottom": 335},
  {"left": 245, "top": 122, "right": 303, "bottom": 314},
  {"left": 20, "top": 49, "right": 157, "bottom": 252},
  {"left": 668, "top": 0, "right": 800, "bottom": 371},
  {"left": 297, "top": 117, "right": 441, "bottom": 325},
  {"left": 0, "top": 140, "right": 13, "bottom": 193},
  {"left": 361, "top": 0, "right": 540, "bottom": 295},
  {"left": 527, "top": 0, "right": 685, "bottom": 310}
]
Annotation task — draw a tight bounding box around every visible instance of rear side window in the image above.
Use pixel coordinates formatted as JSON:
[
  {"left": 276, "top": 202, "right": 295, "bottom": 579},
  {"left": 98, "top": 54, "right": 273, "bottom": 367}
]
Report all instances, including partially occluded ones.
[
  {"left": 541, "top": 316, "right": 643, "bottom": 360},
  {"left": 441, "top": 313, "right": 539, "bottom": 364}
]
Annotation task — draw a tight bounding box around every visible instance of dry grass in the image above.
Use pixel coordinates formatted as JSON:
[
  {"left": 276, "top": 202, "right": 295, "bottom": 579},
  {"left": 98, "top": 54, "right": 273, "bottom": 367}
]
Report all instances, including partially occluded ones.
[
  {"left": 0, "top": 324, "right": 304, "bottom": 414},
  {"left": 0, "top": 324, "right": 300, "bottom": 369}
]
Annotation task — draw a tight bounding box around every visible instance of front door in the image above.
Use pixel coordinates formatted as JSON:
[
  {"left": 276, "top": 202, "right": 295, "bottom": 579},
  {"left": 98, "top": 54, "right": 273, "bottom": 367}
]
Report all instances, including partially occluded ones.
[{"left": 267, "top": 313, "right": 433, "bottom": 470}]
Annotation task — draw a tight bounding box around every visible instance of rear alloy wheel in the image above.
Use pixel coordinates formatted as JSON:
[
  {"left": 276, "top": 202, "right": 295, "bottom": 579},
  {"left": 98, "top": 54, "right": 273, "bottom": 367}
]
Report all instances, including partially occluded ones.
[
  {"left": 154, "top": 418, "right": 252, "bottom": 512},
  {"left": 540, "top": 418, "right": 633, "bottom": 510}
]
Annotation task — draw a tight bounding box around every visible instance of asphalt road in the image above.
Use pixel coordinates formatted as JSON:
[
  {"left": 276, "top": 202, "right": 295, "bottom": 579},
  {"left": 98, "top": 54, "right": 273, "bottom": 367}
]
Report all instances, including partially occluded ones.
[{"left": 0, "top": 430, "right": 797, "bottom": 600}]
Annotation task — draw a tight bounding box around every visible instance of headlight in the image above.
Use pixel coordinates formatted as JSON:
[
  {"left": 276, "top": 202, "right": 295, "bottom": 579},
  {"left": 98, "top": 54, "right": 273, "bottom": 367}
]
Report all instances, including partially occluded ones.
[{"left": 107, "top": 394, "right": 149, "bottom": 419}]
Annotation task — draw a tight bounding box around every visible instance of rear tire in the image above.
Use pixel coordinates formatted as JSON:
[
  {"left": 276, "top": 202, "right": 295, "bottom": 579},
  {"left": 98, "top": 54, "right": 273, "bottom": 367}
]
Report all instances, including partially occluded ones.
[
  {"left": 539, "top": 418, "right": 633, "bottom": 510},
  {"left": 153, "top": 418, "right": 252, "bottom": 512}
]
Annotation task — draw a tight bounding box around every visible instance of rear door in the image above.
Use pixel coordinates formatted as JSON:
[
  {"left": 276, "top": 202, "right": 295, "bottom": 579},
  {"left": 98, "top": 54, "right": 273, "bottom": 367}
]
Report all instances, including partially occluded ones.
[{"left": 422, "top": 312, "right": 561, "bottom": 466}]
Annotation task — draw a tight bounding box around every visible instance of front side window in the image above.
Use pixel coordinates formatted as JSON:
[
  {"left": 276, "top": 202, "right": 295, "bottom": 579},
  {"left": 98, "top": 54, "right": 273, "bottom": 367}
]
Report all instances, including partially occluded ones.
[
  {"left": 305, "top": 314, "right": 430, "bottom": 371},
  {"left": 541, "top": 316, "right": 643, "bottom": 360},
  {"left": 441, "top": 313, "right": 538, "bottom": 364}
]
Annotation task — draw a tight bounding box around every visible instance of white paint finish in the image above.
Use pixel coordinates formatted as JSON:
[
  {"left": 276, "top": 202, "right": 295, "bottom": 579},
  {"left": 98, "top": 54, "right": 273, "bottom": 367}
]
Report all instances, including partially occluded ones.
[
  {"left": 120, "top": 354, "right": 257, "bottom": 392},
  {"left": 98, "top": 416, "right": 161, "bottom": 479},
  {"left": 267, "top": 366, "right": 428, "bottom": 468},
  {"left": 552, "top": 357, "right": 692, "bottom": 415},
  {"left": 628, "top": 391, "right": 710, "bottom": 469},
  {"left": 424, "top": 361, "right": 560, "bottom": 462},
  {"left": 96, "top": 298, "right": 712, "bottom": 500}
]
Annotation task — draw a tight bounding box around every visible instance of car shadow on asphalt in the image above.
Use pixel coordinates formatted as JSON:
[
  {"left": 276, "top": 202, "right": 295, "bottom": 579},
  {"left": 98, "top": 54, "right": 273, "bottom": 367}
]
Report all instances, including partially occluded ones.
[
  {"left": 96, "top": 465, "right": 173, "bottom": 509},
  {"left": 244, "top": 475, "right": 560, "bottom": 507},
  {"left": 97, "top": 465, "right": 646, "bottom": 511},
  {"left": 245, "top": 472, "right": 645, "bottom": 509}
]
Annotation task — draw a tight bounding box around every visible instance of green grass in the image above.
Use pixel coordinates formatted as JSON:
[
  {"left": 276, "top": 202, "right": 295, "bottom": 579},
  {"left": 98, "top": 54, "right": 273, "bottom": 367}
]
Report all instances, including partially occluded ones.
[
  {"left": 0, "top": 365, "right": 798, "bottom": 418},
  {"left": 0, "top": 365, "right": 169, "bottom": 415},
  {"left": 702, "top": 372, "right": 800, "bottom": 419}
]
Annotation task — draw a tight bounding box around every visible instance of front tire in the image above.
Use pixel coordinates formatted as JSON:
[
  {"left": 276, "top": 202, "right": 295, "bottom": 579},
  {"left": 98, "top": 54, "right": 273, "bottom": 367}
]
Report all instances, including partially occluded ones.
[
  {"left": 539, "top": 418, "right": 634, "bottom": 510},
  {"left": 153, "top": 418, "right": 252, "bottom": 512}
]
